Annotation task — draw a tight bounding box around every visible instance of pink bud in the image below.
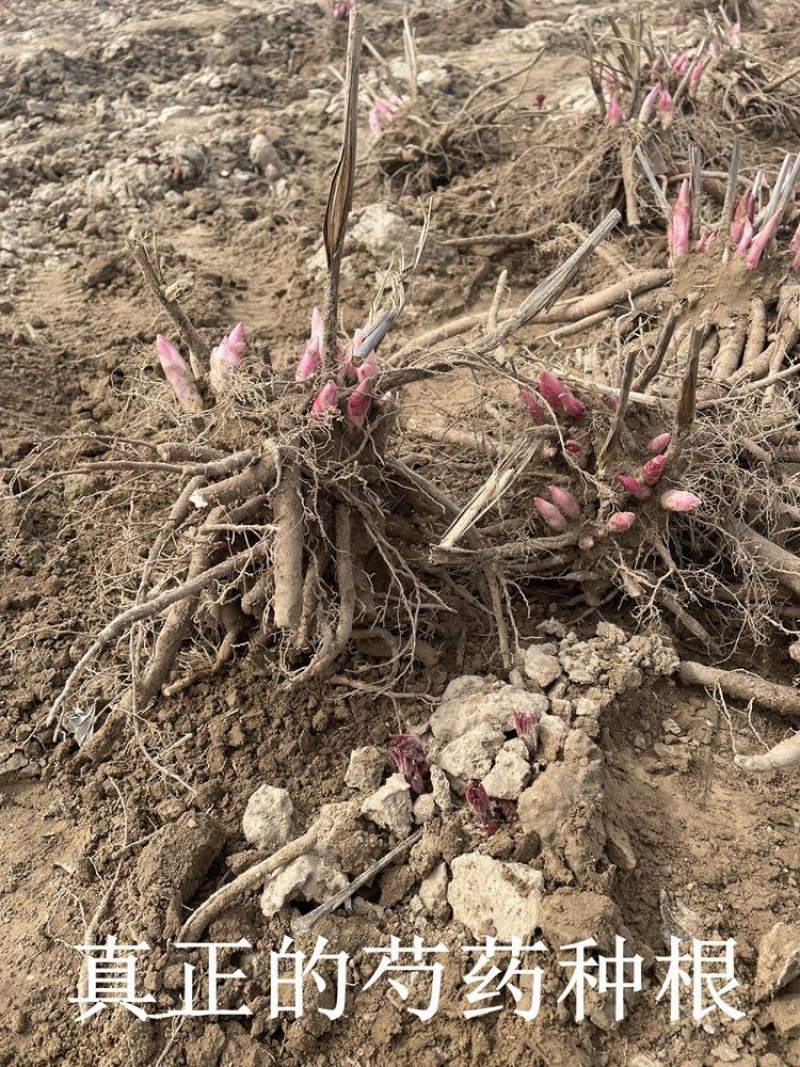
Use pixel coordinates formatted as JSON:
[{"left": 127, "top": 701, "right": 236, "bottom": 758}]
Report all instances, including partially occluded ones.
[
  {"left": 746, "top": 212, "right": 781, "bottom": 270},
  {"left": 730, "top": 191, "right": 754, "bottom": 244},
  {"left": 638, "top": 84, "right": 661, "bottom": 125},
  {"left": 388, "top": 733, "right": 429, "bottom": 795},
  {"left": 357, "top": 348, "right": 380, "bottom": 383},
  {"left": 608, "top": 511, "right": 636, "bottom": 532},
  {"left": 671, "top": 179, "right": 691, "bottom": 260},
  {"left": 735, "top": 217, "right": 754, "bottom": 255},
  {"left": 538, "top": 370, "right": 565, "bottom": 408},
  {"left": 651, "top": 58, "right": 662, "bottom": 74},
  {"left": 660, "top": 489, "right": 701, "bottom": 512},
  {"left": 790, "top": 222, "right": 800, "bottom": 270},
  {"left": 649, "top": 432, "right": 672, "bottom": 454},
  {"left": 689, "top": 58, "right": 705, "bottom": 91},
  {"left": 330, "top": 0, "right": 355, "bottom": 17},
  {"left": 659, "top": 88, "right": 673, "bottom": 130},
  {"left": 310, "top": 380, "right": 339, "bottom": 421},
  {"left": 209, "top": 322, "right": 246, "bottom": 393},
  {"left": 533, "top": 92, "right": 546, "bottom": 109},
  {"left": 345, "top": 379, "right": 372, "bottom": 430},
  {"left": 607, "top": 95, "right": 623, "bottom": 126},
  {"left": 565, "top": 440, "right": 584, "bottom": 460},
  {"left": 728, "top": 22, "right": 741, "bottom": 47},
  {"left": 155, "top": 335, "right": 203, "bottom": 413},
  {"left": 296, "top": 307, "right": 324, "bottom": 381},
  {"left": 534, "top": 497, "right": 567, "bottom": 530},
  {"left": 519, "top": 386, "right": 546, "bottom": 424},
  {"left": 514, "top": 709, "right": 540, "bottom": 756},
  {"left": 465, "top": 781, "right": 498, "bottom": 836},
  {"left": 548, "top": 484, "right": 581, "bottom": 519},
  {"left": 641, "top": 454, "right": 667, "bottom": 486},
  {"left": 618, "top": 474, "right": 651, "bottom": 500},
  {"left": 708, "top": 40, "right": 718, "bottom": 56},
  {"left": 538, "top": 371, "right": 584, "bottom": 418}
]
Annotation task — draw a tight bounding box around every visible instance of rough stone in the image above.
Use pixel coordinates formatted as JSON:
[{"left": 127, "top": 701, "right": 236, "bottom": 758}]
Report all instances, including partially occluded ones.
[
  {"left": 430, "top": 764, "right": 454, "bottom": 812},
  {"left": 755, "top": 923, "right": 800, "bottom": 1001},
  {"left": 413, "top": 793, "right": 436, "bottom": 824},
  {"left": 418, "top": 861, "right": 449, "bottom": 916},
  {"left": 344, "top": 746, "right": 386, "bottom": 792},
  {"left": 523, "top": 646, "right": 562, "bottom": 688},
  {"left": 771, "top": 995, "right": 800, "bottom": 1036},
  {"left": 437, "top": 722, "right": 506, "bottom": 789},
  {"left": 448, "top": 852, "right": 544, "bottom": 941},
  {"left": 481, "top": 745, "right": 531, "bottom": 799},
  {"left": 260, "top": 849, "right": 348, "bottom": 918},
  {"left": 538, "top": 713, "right": 570, "bottom": 762},
  {"left": 430, "top": 675, "right": 548, "bottom": 743},
  {"left": 242, "top": 785, "right": 294, "bottom": 852},
  {"left": 360, "top": 773, "right": 413, "bottom": 837}
]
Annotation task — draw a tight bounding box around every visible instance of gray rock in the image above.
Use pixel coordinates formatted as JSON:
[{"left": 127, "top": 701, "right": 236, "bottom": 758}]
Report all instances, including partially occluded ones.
[
  {"left": 437, "top": 722, "right": 505, "bottom": 789},
  {"left": 360, "top": 773, "right": 413, "bottom": 837},
  {"left": 242, "top": 785, "right": 294, "bottom": 852},
  {"left": 481, "top": 746, "right": 530, "bottom": 799},
  {"left": 430, "top": 676, "right": 548, "bottom": 743},
  {"left": 419, "top": 861, "right": 449, "bottom": 915},
  {"left": 413, "top": 793, "right": 436, "bottom": 824},
  {"left": 345, "top": 746, "right": 386, "bottom": 792},
  {"left": 260, "top": 849, "right": 348, "bottom": 918},
  {"left": 523, "top": 647, "right": 562, "bottom": 688},
  {"left": 448, "top": 853, "right": 544, "bottom": 940},
  {"left": 538, "top": 713, "right": 569, "bottom": 762},
  {"left": 430, "top": 764, "right": 454, "bottom": 812},
  {"left": 755, "top": 922, "right": 800, "bottom": 1001}
]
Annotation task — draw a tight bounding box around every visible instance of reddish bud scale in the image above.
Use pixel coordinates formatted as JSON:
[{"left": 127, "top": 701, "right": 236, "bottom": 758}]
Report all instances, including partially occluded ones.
[
  {"left": 649, "top": 432, "right": 672, "bottom": 454},
  {"left": 618, "top": 474, "right": 651, "bottom": 500},
  {"left": 514, "top": 710, "right": 540, "bottom": 757},
  {"left": 660, "top": 489, "right": 700, "bottom": 513},
  {"left": 640, "top": 454, "right": 666, "bottom": 487},
  {"left": 465, "top": 781, "right": 499, "bottom": 836},
  {"left": 534, "top": 497, "right": 567, "bottom": 530},
  {"left": 548, "top": 484, "right": 581, "bottom": 519},
  {"left": 519, "top": 386, "right": 546, "bottom": 424},
  {"left": 388, "top": 733, "right": 429, "bottom": 796},
  {"left": 609, "top": 511, "right": 636, "bottom": 533}
]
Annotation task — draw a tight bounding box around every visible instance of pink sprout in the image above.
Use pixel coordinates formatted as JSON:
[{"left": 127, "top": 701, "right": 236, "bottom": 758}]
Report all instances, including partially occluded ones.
[
  {"left": 730, "top": 191, "right": 755, "bottom": 245},
  {"left": 356, "top": 348, "right": 380, "bottom": 383},
  {"left": 368, "top": 96, "right": 399, "bottom": 135},
  {"left": 533, "top": 93, "right": 546, "bottom": 110},
  {"left": 670, "top": 179, "right": 691, "bottom": 260},
  {"left": 564, "top": 440, "right": 584, "bottom": 461},
  {"left": 689, "top": 59, "right": 706, "bottom": 92},
  {"left": 519, "top": 386, "right": 546, "bottom": 425},
  {"left": 155, "top": 335, "right": 203, "bottom": 413},
  {"left": 607, "top": 95, "right": 623, "bottom": 126},
  {"left": 296, "top": 307, "right": 324, "bottom": 381},
  {"left": 649, "top": 432, "right": 672, "bottom": 454},
  {"left": 638, "top": 85, "right": 660, "bottom": 125},
  {"left": 538, "top": 371, "right": 585, "bottom": 419},
  {"left": 660, "top": 489, "right": 701, "bottom": 513},
  {"left": 210, "top": 321, "right": 246, "bottom": 389},
  {"left": 746, "top": 212, "right": 782, "bottom": 271},
  {"left": 735, "top": 217, "right": 754, "bottom": 255},
  {"left": 659, "top": 88, "right": 673, "bottom": 130},
  {"left": 618, "top": 474, "right": 651, "bottom": 500},
  {"left": 388, "top": 733, "right": 429, "bottom": 796},
  {"left": 514, "top": 709, "right": 540, "bottom": 757},
  {"left": 345, "top": 379, "right": 373, "bottom": 430},
  {"left": 548, "top": 484, "right": 581, "bottom": 520},
  {"left": 535, "top": 497, "right": 567, "bottom": 530},
  {"left": 608, "top": 511, "right": 637, "bottom": 533},
  {"left": 310, "top": 380, "right": 339, "bottom": 421},
  {"left": 330, "top": 0, "right": 355, "bottom": 17},
  {"left": 790, "top": 222, "right": 800, "bottom": 270},
  {"left": 641, "top": 454, "right": 667, "bottom": 487},
  {"left": 465, "top": 781, "right": 498, "bottom": 836},
  {"left": 728, "top": 22, "right": 741, "bottom": 47}
]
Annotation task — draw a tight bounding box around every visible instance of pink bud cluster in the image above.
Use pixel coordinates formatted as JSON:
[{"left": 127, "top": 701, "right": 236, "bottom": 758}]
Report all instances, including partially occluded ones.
[
  {"left": 465, "top": 781, "right": 498, "bottom": 836},
  {"left": 535, "top": 484, "right": 581, "bottom": 530},
  {"left": 368, "top": 96, "right": 400, "bottom": 135},
  {"left": 611, "top": 438, "right": 700, "bottom": 526},
  {"left": 330, "top": 0, "right": 355, "bottom": 17},
  {"left": 299, "top": 312, "right": 384, "bottom": 432},
  {"left": 388, "top": 733, "right": 429, "bottom": 795},
  {"left": 519, "top": 371, "right": 585, "bottom": 428}
]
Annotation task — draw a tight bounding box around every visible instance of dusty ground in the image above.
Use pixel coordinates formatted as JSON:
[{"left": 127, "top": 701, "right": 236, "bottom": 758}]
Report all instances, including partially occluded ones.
[{"left": 1, "top": 0, "right": 800, "bottom": 1065}]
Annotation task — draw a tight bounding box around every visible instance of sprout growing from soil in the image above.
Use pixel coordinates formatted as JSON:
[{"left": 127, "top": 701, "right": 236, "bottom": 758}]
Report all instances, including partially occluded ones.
[
  {"left": 465, "top": 781, "right": 499, "bottom": 836},
  {"left": 514, "top": 709, "right": 540, "bottom": 756},
  {"left": 388, "top": 733, "right": 429, "bottom": 795}
]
